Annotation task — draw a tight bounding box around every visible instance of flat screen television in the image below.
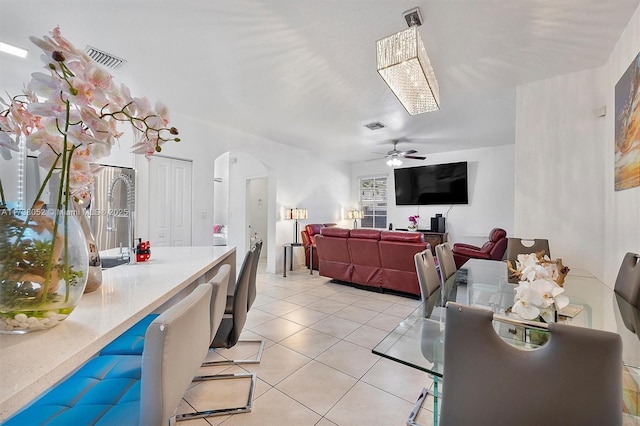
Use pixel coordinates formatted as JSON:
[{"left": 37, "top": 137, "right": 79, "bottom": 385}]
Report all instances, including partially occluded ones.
[{"left": 394, "top": 162, "right": 468, "bottom": 205}]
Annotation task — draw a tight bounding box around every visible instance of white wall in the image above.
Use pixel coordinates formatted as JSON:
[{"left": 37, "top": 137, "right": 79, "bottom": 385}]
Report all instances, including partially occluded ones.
[
  {"left": 515, "top": 67, "right": 607, "bottom": 278},
  {"left": 351, "top": 144, "right": 515, "bottom": 247},
  {"left": 134, "top": 113, "right": 352, "bottom": 275},
  {"left": 604, "top": 5, "right": 640, "bottom": 286},
  {"left": 213, "top": 152, "right": 230, "bottom": 233},
  {"left": 514, "top": 4, "right": 640, "bottom": 286}
]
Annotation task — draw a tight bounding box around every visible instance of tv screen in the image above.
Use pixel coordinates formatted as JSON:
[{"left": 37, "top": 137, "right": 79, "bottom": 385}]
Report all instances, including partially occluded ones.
[{"left": 394, "top": 162, "right": 468, "bottom": 205}]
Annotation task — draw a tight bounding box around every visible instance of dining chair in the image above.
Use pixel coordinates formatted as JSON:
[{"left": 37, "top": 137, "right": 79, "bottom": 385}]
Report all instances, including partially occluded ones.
[
  {"left": 435, "top": 242, "right": 457, "bottom": 285},
  {"left": 212, "top": 240, "right": 264, "bottom": 365},
  {"left": 414, "top": 249, "right": 441, "bottom": 318},
  {"left": 506, "top": 237, "right": 551, "bottom": 264},
  {"left": 405, "top": 249, "right": 444, "bottom": 426},
  {"left": 615, "top": 293, "right": 640, "bottom": 340},
  {"left": 614, "top": 252, "right": 640, "bottom": 308},
  {"left": 139, "top": 283, "right": 213, "bottom": 425},
  {"left": 440, "top": 302, "right": 623, "bottom": 426},
  {"left": 247, "top": 239, "right": 263, "bottom": 311},
  {"left": 178, "top": 264, "right": 258, "bottom": 420}
]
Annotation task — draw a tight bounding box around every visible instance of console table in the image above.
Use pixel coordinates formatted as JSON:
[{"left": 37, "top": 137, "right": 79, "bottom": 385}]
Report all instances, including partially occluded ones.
[{"left": 396, "top": 229, "right": 448, "bottom": 254}]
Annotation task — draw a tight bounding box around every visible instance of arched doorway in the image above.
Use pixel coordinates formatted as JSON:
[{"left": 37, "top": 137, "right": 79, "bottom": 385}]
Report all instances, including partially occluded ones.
[{"left": 213, "top": 151, "right": 276, "bottom": 273}]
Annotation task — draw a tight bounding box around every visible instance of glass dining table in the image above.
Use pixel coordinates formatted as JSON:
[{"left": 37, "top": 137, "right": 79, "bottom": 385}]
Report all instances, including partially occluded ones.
[{"left": 372, "top": 258, "right": 640, "bottom": 425}]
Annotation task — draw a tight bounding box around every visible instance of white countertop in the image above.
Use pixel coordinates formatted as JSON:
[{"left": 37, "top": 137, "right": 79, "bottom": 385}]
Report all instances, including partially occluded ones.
[{"left": 0, "top": 245, "right": 236, "bottom": 421}]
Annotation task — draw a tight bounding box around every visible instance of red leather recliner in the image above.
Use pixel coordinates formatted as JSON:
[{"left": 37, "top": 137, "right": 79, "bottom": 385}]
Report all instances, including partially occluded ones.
[
  {"left": 348, "top": 229, "right": 383, "bottom": 289},
  {"left": 315, "top": 227, "right": 352, "bottom": 282},
  {"left": 452, "top": 228, "right": 508, "bottom": 268},
  {"left": 378, "top": 231, "right": 427, "bottom": 296},
  {"left": 301, "top": 223, "right": 336, "bottom": 270}
]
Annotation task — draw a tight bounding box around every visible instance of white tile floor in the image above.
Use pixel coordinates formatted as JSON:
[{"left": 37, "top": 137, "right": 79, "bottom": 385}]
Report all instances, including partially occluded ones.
[{"left": 177, "top": 260, "right": 436, "bottom": 426}]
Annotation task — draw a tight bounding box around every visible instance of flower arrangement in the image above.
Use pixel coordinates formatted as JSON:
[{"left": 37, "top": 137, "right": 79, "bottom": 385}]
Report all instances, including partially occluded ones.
[
  {"left": 0, "top": 26, "right": 180, "bottom": 204},
  {"left": 0, "top": 27, "right": 180, "bottom": 332},
  {"left": 507, "top": 252, "right": 570, "bottom": 321},
  {"left": 408, "top": 215, "right": 419, "bottom": 230}
]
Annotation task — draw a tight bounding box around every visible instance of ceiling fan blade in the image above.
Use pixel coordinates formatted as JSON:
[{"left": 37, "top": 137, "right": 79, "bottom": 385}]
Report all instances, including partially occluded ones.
[
  {"left": 404, "top": 155, "right": 426, "bottom": 160},
  {"left": 372, "top": 151, "right": 389, "bottom": 156},
  {"left": 402, "top": 150, "right": 418, "bottom": 155}
]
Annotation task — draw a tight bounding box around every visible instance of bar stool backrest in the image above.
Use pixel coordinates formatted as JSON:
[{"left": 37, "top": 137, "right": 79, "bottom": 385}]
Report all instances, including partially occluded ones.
[{"left": 140, "top": 283, "right": 213, "bottom": 425}]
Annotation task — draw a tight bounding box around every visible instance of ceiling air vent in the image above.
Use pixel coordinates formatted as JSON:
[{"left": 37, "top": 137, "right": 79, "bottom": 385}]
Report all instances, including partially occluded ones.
[
  {"left": 85, "top": 45, "right": 126, "bottom": 70},
  {"left": 364, "top": 122, "right": 386, "bottom": 131}
]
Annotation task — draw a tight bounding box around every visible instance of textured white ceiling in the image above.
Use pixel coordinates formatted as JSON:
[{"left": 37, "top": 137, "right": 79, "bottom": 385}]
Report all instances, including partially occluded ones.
[{"left": 1, "top": 0, "right": 638, "bottom": 163}]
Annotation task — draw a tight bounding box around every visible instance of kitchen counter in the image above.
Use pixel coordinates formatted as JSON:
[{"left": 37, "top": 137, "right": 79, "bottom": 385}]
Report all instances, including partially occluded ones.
[{"left": 0, "top": 246, "right": 236, "bottom": 421}]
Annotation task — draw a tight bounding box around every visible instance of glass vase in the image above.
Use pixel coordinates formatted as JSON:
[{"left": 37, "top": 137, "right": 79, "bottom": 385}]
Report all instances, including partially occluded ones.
[
  {"left": 0, "top": 203, "right": 89, "bottom": 334},
  {"left": 72, "top": 201, "right": 102, "bottom": 293}
]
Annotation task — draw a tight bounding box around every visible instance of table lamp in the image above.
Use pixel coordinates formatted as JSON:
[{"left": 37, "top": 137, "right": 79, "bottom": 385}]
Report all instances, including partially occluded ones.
[
  {"left": 348, "top": 210, "right": 364, "bottom": 229},
  {"left": 286, "top": 207, "right": 308, "bottom": 245}
]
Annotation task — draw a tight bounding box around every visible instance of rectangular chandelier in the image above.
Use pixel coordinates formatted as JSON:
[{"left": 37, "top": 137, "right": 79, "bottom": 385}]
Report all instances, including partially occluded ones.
[{"left": 376, "top": 25, "right": 440, "bottom": 115}]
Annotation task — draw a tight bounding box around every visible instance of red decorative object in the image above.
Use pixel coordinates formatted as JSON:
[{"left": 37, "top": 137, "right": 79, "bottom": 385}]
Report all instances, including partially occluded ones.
[{"left": 136, "top": 239, "right": 151, "bottom": 262}]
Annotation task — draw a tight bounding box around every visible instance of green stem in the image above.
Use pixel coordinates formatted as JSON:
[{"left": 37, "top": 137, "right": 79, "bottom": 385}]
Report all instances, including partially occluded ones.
[
  {"left": 61, "top": 145, "right": 78, "bottom": 303},
  {"left": 7, "top": 155, "right": 61, "bottom": 269},
  {"left": 41, "top": 98, "right": 71, "bottom": 302},
  {"left": 0, "top": 179, "right": 5, "bottom": 206},
  {"left": 28, "top": 152, "right": 61, "bottom": 211}
]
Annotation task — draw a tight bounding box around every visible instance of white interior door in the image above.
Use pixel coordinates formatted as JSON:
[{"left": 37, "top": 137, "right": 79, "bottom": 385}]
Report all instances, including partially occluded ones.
[
  {"left": 149, "top": 157, "right": 192, "bottom": 247},
  {"left": 171, "top": 160, "right": 192, "bottom": 246}
]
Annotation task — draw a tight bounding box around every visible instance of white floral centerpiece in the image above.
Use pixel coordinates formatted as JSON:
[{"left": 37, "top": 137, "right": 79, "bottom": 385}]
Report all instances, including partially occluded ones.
[
  {"left": 0, "top": 27, "right": 180, "bottom": 333},
  {"left": 507, "top": 252, "right": 570, "bottom": 322}
]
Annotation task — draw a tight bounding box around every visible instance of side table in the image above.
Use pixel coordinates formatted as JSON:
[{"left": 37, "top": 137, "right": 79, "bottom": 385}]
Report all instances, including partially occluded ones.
[{"left": 282, "top": 243, "right": 302, "bottom": 277}]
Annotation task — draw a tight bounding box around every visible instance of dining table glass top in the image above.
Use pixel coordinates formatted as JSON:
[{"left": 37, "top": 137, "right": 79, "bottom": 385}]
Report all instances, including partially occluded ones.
[{"left": 372, "top": 258, "right": 640, "bottom": 378}]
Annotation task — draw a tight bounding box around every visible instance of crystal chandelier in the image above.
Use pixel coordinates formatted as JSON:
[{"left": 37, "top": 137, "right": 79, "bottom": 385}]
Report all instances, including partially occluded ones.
[{"left": 376, "top": 8, "right": 440, "bottom": 115}]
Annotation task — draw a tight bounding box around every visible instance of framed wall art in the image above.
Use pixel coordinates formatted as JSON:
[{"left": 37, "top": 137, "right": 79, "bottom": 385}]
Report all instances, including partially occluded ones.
[{"left": 615, "top": 51, "right": 640, "bottom": 191}]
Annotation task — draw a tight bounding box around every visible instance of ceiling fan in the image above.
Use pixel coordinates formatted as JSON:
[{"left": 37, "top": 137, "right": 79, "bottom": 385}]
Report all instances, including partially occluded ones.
[{"left": 371, "top": 140, "right": 426, "bottom": 166}]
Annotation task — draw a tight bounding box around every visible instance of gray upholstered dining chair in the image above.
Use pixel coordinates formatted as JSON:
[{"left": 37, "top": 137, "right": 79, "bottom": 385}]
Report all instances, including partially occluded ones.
[
  {"left": 177, "top": 263, "right": 258, "bottom": 420},
  {"left": 247, "top": 239, "right": 263, "bottom": 311},
  {"left": 440, "top": 302, "right": 623, "bottom": 426},
  {"left": 140, "top": 283, "right": 213, "bottom": 426},
  {"left": 210, "top": 240, "right": 264, "bottom": 366},
  {"left": 414, "top": 249, "right": 441, "bottom": 318},
  {"left": 506, "top": 237, "right": 551, "bottom": 264},
  {"left": 435, "top": 242, "right": 457, "bottom": 285},
  {"left": 614, "top": 252, "right": 640, "bottom": 308},
  {"left": 506, "top": 238, "right": 551, "bottom": 282}
]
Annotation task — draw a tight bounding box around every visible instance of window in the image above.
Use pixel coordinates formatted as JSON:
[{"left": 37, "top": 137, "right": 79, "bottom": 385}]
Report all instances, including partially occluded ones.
[{"left": 359, "top": 177, "right": 387, "bottom": 229}]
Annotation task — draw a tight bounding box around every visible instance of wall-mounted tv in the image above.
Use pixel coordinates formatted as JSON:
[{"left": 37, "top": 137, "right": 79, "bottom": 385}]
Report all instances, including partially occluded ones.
[{"left": 394, "top": 162, "right": 468, "bottom": 205}]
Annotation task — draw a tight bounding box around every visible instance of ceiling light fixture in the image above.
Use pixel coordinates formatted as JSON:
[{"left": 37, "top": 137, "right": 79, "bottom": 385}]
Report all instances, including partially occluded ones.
[
  {"left": 364, "top": 121, "right": 386, "bottom": 131},
  {"left": 386, "top": 157, "right": 403, "bottom": 167},
  {"left": 376, "top": 7, "right": 440, "bottom": 115},
  {"left": 0, "top": 42, "right": 28, "bottom": 58}
]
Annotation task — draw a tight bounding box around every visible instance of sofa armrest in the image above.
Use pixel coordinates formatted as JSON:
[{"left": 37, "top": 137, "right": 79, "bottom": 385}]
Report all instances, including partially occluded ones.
[
  {"left": 453, "top": 242, "right": 482, "bottom": 252},
  {"left": 453, "top": 245, "right": 491, "bottom": 259}
]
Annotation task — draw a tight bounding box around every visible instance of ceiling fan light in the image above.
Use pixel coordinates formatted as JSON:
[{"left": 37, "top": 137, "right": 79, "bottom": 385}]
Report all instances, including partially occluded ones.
[
  {"left": 376, "top": 25, "right": 439, "bottom": 115},
  {"left": 387, "top": 157, "right": 403, "bottom": 167}
]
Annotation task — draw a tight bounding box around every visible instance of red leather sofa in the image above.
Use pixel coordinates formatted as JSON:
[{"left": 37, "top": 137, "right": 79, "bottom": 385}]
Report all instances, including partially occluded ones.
[
  {"left": 301, "top": 223, "right": 336, "bottom": 270},
  {"left": 452, "top": 228, "right": 508, "bottom": 268},
  {"left": 314, "top": 228, "right": 428, "bottom": 297}
]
